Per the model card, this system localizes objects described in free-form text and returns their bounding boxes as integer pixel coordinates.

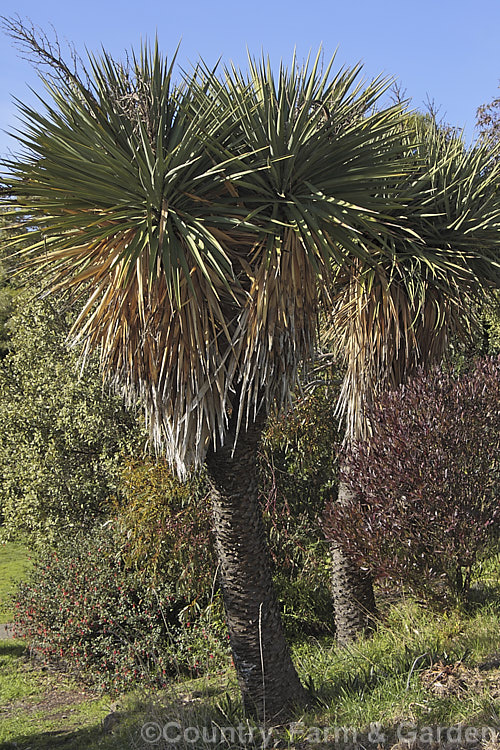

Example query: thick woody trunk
[330,479,377,645]
[206,414,309,721]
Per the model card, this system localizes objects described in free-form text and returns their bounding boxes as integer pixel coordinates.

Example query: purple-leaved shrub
[324,356,500,601]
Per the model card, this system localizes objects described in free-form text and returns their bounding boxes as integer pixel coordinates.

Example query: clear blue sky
[0,0,498,157]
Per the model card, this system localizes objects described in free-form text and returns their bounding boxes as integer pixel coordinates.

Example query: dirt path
[0,622,13,639]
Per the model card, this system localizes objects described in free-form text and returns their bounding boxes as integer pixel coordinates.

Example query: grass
[0,541,31,624]
[0,638,147,749]
[0,638,236,750]
[0,545,499,749]
[291,599,500,739]
[1,595,499,749]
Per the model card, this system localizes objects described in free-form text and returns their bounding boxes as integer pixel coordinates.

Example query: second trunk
[330,479,377,645]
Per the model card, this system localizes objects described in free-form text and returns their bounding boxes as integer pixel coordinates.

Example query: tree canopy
[477,81,500,145]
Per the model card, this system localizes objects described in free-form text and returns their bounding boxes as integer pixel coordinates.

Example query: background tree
[259,386,340,638]
[0,211,23,358]
[475,81,500,354]
[0,261,15,359]
[1,25,410,718]
[477,81,500,146]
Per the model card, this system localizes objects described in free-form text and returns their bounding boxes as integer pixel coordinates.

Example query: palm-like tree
[325,116,500,644]
[2,36,411,717]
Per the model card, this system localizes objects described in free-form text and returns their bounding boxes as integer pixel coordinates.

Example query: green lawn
[0,541,31,624]
[0,637,235,750]
[0,639,125,749]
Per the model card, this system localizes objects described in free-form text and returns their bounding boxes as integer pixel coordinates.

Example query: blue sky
[0,0,498,157]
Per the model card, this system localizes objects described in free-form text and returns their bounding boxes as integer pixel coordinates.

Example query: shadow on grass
[1,726,102,750]
[466,583,500,611]
[1,678,240,750]
[0,704,150,750]
[0,641,25,659]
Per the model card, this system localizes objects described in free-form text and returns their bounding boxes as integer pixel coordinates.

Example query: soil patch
[0,623,13,640]
[421,659,500,699]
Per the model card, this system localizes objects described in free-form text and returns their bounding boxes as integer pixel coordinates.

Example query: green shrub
[117,391,342,641]
[483,291,500,353]
[13,525,229,694]
[446,293,500,372]
[114,458,214,598]
[13,383,343,690]
[260,387,340,636]
[0,291,143,545]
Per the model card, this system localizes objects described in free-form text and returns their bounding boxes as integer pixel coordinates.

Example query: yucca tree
[325,116,500,644]
[2,33,412,717]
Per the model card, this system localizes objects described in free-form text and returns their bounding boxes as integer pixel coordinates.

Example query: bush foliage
[0,291,142,545]
[13,525,229,693]
[13,387,341,688]
[116,389,342,640]
[260,387,340,636]
[324,357,500,601]
[114,457,214,602]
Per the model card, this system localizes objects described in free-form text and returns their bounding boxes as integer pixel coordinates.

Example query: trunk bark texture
[206,414,308,721]
[330,479,377,645]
